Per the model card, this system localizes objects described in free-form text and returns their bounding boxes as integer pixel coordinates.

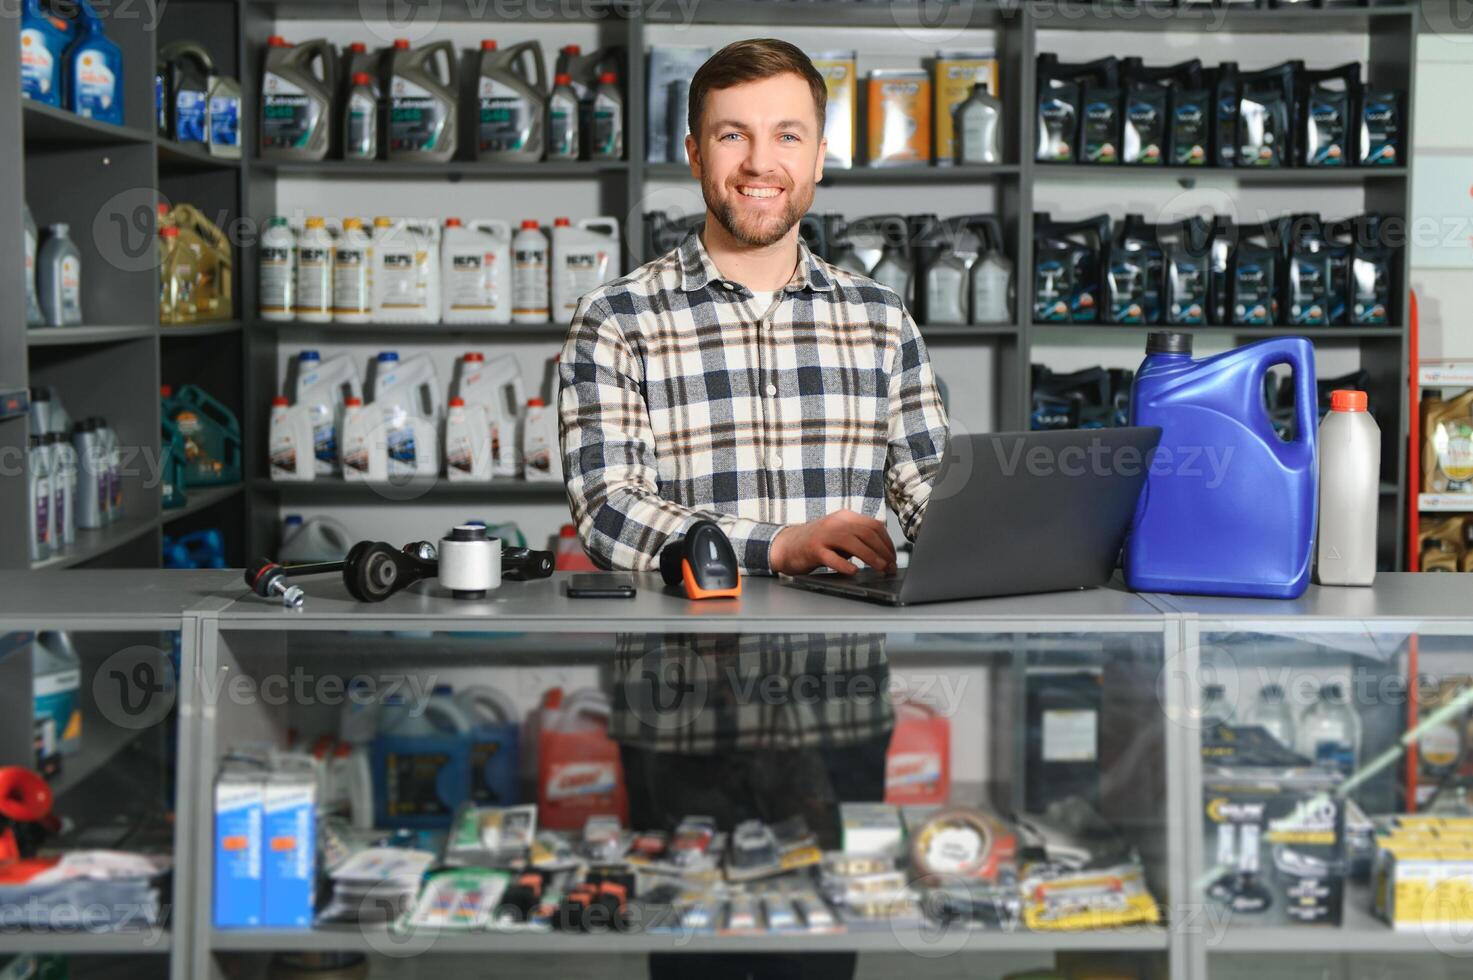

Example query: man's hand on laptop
[769,510,898,576]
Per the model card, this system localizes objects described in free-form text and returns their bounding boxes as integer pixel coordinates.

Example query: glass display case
[2,572,1471,980]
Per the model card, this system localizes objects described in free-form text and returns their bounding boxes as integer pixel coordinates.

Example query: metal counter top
[0,570,1461,633]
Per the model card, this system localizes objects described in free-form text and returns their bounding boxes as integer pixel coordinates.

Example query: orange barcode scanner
[659,520,741,600]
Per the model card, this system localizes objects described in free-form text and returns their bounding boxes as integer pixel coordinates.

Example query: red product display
[536,688,629,830]
[885,699,951,806]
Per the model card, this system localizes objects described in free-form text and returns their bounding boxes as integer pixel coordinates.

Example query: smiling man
[557,40,949,980]
[559,38,949,578]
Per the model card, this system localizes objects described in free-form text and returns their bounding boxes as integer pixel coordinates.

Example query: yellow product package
[1424,390,1473,494]
[809,50,857,169]
[866,69,930,167]
[934,50,998,164]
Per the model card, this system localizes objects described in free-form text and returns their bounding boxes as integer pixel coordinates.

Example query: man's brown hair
[687,38,827,142]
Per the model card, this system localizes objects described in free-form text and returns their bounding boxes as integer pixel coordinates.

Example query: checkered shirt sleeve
[558,229,949,574]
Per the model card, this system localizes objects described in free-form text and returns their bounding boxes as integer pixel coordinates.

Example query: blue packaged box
[262,766,317,928]
[213,766,265,928]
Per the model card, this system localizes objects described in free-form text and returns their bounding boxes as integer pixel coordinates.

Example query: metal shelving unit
[218,0,1418,569]
[3,1,1412,571]
[1,0,248,570]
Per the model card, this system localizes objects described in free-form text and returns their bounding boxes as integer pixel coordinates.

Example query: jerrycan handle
[578,217,619,238]
[1252,337,1317,450]
[293,39,337,91]
[424,40,458,88]
[512,41,547,95]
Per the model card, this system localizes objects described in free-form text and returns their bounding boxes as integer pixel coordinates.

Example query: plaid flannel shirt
[558,228,950,574]
[610,632,892,753]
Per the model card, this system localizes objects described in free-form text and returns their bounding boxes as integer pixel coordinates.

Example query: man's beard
[702,172,814,248]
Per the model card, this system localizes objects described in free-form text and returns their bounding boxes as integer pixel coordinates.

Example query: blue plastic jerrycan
[1125,331,1318,599]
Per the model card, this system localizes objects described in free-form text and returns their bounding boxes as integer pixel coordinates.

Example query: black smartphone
[564,574,637,599]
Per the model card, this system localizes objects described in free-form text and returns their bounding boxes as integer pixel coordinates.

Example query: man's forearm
[574,482,787,575]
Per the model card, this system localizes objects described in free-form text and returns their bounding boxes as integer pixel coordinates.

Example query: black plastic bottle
[1279,213,1332,327]
[1230,221,1282,325]
[1033,212,1109,323]
[1104,213,1163,324]
[1163,216,1212,325]
[1299,63,1359,167]
[1237,61,1300,168]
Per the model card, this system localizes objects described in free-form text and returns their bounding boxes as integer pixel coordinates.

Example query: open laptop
[786,427,1161,605]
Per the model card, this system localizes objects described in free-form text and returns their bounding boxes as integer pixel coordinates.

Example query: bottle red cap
[520,219,539,230]
[161,226,179,238]
[1331,389,1368,413]
[268,35,289,47]
[563,44,581,54]
[345,396,363,407]
[445,217,462,227]
[554,217,570,227]
[349,42,367,53]
[554,72,572,85]
[599,71,617,85]
[449,396,465,407]
[352,72,373,86]
[527,397,545,407]
[560,523,576,537]
[160,385,173,398]
[394,39,410,49]
[272,396,289,406]
[464,352,484,362]
[481,39,497,50]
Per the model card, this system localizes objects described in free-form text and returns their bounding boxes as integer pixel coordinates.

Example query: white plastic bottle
[550,216,618,322]
[259,216,296,321]
[292,350,363,478]
[294,216,333,322]
[1316,389,1379,587]
[547,72,579,160]
[1244,683,1296,750]
[370,351,441,478]
[1296,682,1362,774]
[518,397,561,482]
[27,435,52,562]
[590,71,623,160]
[38,223,83,326]
[971,238,1013,324]
[457,351,525,478]
[269,395,314,481]
[25,203,44,326]
[445,396,492,482]
[332,217,373,323]
[98,418,121,523]
[340,395,386,481]
[442,218,513,324]
[71,420,105,530]
[44,434,64,554]
[512,220,549,324]
[53,432,76,546]
[372,217,439,324]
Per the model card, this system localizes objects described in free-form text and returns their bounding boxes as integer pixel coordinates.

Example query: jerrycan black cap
[1147,331,1193,355]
